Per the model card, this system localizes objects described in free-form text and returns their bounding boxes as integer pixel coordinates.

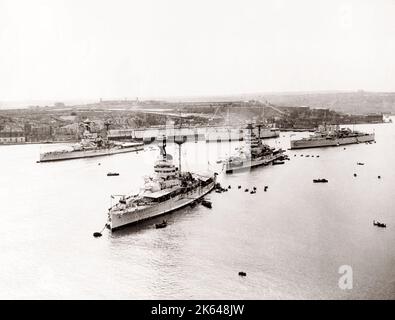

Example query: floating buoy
[238,185,242,189]
[228,185,231,189]
[238,271,247,277]
[93,232,102,238]
[378,175,381,179]
[354,173,357,177]
[98,163,101,166]
[244,189,249,192]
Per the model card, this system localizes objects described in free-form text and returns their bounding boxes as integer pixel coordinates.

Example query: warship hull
[39,144,144,162]
[225,152,285,173]
[290,133,375,149]
[110,181,215,230]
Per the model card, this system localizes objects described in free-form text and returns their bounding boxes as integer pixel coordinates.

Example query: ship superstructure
[108,136,216,230]
[290,124,375,149]
[39,120,144,162]
[224,123,286,173]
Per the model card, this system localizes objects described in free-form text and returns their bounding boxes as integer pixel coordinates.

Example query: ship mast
[174,109,186,175]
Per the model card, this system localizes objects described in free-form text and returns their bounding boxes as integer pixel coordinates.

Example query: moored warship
[205,124,279,142]
[39,120,144,162]
[224,124,286,173]
[290,124,375,149]
[108,136,217,230]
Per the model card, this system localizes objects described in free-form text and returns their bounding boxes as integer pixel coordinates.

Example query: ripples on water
[0,122,394,299]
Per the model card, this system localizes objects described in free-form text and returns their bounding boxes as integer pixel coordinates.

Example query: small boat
[250,190,256,194]
[238,185,242,189]
[155,220,168,229]
[272,160,285,165]
[313,179,328,183]
[201,199,212,209]
[378,175,381,179]
[244,189,249,192]
[373,220,386,228]
[238,271,247,277]
[353,173,357,177]
[107,172,120,176]
[357,162,365,165]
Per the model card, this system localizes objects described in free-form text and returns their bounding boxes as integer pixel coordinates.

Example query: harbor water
[0,121,394,299]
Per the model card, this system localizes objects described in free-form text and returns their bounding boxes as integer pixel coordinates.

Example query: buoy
[378,175,381,179]
[98,163,101,166]
[238,185,241,189]
[94,222,109,237]
[354,173,357,177]
[244,189,249,192]
[228,185,231,189]
[238,271,247,277]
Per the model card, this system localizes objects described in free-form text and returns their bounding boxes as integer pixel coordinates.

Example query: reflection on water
[0,121,395,299]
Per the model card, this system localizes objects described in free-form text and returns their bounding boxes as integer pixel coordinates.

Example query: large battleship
[39,120,144,162]
[205,124,279,142]
[108,136,217,231]
[224,124,286,173]
[290,124,375,149]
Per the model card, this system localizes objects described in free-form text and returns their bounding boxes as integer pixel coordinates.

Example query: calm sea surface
[1,120,395,299]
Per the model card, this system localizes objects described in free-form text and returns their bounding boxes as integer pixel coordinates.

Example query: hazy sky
[1,0,395,101]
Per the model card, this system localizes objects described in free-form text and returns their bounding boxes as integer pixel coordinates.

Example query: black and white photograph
[0,0,394,303]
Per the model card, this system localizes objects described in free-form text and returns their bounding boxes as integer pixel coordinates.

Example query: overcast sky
[1,0,395,101]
